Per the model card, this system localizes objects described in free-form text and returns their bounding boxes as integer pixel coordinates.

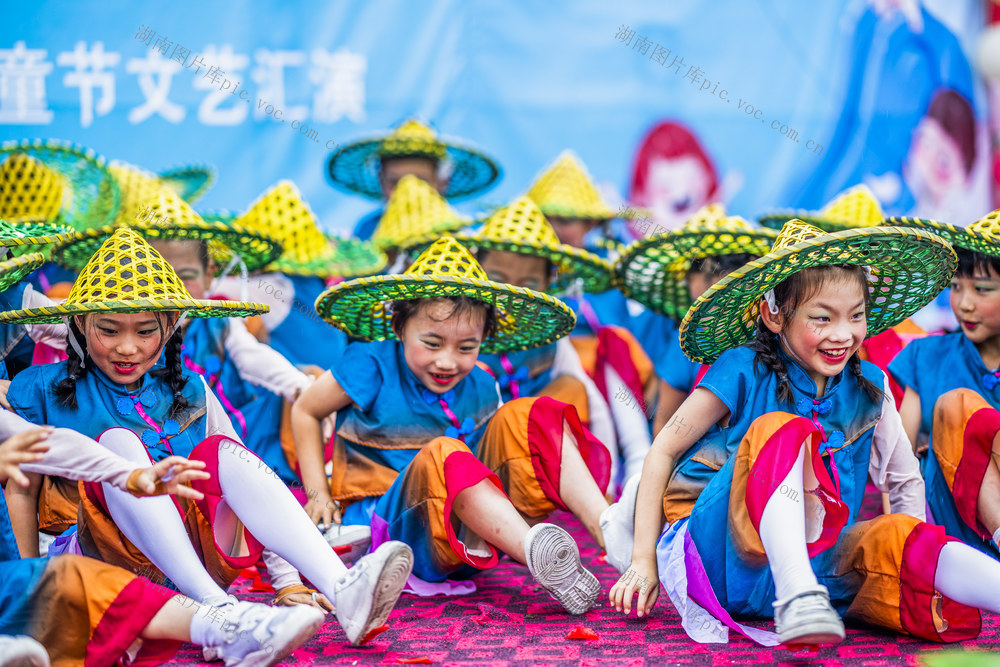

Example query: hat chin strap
[169,312,190,337]
[210,255,250,302]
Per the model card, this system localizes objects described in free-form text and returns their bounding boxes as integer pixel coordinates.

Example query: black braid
[54,318,88,410]
[150,326,189,419]
[749,325,795,405]
[849,353,884,403]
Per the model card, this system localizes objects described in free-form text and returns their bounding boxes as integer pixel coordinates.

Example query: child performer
[325,118,501,241]
[1,228,413,646]
[614,206,775,433]
[886,209,1000,557]
[213,181,387,372]
[293,237,624,614]
[609,221,1000,649]
[447,196,618,480]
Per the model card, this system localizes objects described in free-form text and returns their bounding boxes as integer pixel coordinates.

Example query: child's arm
[610,386,730,617]
[223,318,312,400]
[291,370,354,528]
[870,376,926,519]
[897,387,923,455]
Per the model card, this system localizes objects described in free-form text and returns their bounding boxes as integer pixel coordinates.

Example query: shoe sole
[779,623,845,651]
[350,542,414,646]
[525,524,600,615]
[235,607,324,667]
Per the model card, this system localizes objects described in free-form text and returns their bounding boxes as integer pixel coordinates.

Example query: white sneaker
[201,595,240,662]
[599,473,640,574]
[773,586,845,649]
[323,523,372,565]
[0,636,49,667]
[333,540,413,646]
[207,601,323,667]
[524,523,599,615]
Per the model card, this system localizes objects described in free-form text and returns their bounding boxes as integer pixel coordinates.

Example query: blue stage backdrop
[0,0,990,233]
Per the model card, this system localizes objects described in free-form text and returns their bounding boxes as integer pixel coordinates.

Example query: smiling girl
[887,209,1000,558]
[293,237,620,614]
[0,228,413,647]
[607,221,1000,649]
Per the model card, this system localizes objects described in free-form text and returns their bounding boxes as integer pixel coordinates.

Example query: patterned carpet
[163,502,1000,666]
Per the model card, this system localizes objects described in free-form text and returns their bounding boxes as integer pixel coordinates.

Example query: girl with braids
[1,228,414,648]
[885,210,1000,560]
[608,220,1000,649]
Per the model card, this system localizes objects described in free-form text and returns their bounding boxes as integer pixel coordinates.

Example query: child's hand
[305,489,341,530]
[608,558,660,618]
[274,586,334,612]
[0,426,52,486]
[131,456,210,499]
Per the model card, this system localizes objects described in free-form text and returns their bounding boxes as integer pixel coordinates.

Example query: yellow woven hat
[679,220,956,364]
[0,139,119,231]
[235,180,386,278]
[450,196,614,294]
[51,176,282,274]
[759,185,885,232]
[326,118,501,200]
[526,151,643,221]
[371,174,468,252]
[884,208,1000,259]
[616,206,778,319]
[103,162,215,229]
[0,227,269,325]
[0,253,45,294]
[315,236,576,353]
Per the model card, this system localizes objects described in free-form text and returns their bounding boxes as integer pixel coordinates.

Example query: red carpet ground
[163,498,1000,666]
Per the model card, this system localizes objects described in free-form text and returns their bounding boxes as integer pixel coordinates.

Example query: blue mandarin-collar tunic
[268,274,349,370]
[332,340,501,473]
[478,343,558,403]
[8,360,208,461]
[676,345,885,616]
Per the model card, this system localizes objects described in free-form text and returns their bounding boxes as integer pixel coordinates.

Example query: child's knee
[96,428,152,462]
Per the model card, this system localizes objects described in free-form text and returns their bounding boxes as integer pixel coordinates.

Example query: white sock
[992,526,1000,550]
[934,541,1000,614]
[758,445,820,601]
[605,366,651,481]
[189,601,228,647]
[216,438,348,601]
[99,431,227,602]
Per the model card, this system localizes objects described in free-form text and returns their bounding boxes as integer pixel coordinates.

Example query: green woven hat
[315,236,576,354]
[759,185,885,232]
[452,196,614,294]
[0,218,74,258]
[0,139,120,231]
[679,220,957,364]
[616,208,778,319]
[0,228,269,325]
[157,164,216,203]
[0,253,45,293]
[326,119,501,200]
[50,187,282,274]
[885,208,1000,258]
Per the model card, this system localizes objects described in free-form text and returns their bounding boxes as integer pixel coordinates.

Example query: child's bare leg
[559,426,610,549]
[452,478,529,562]
[139,595,197,641]
[976,450,1000,544]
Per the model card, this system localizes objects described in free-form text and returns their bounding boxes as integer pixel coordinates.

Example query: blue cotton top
[8,361,208,461]
[269,274,350,370]
[332,339,501,472]
[478,343,558,403]
[888,332,997,440]
[655,329,701,393]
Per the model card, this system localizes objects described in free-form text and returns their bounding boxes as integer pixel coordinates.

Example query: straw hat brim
[315,274,576,354]
[326,136,500,200]
[0,253,45,293]
[679,226,957,364]
[616,223,779,319]
[157,165,216,203]
[50,222,283,274]
[0,222,75,257]
[0,298,269,326]
[449,234,615,294]
[0,139,120,231]
[270,238,388,278]
[758,213,874,232]
[884,217,1000,258]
